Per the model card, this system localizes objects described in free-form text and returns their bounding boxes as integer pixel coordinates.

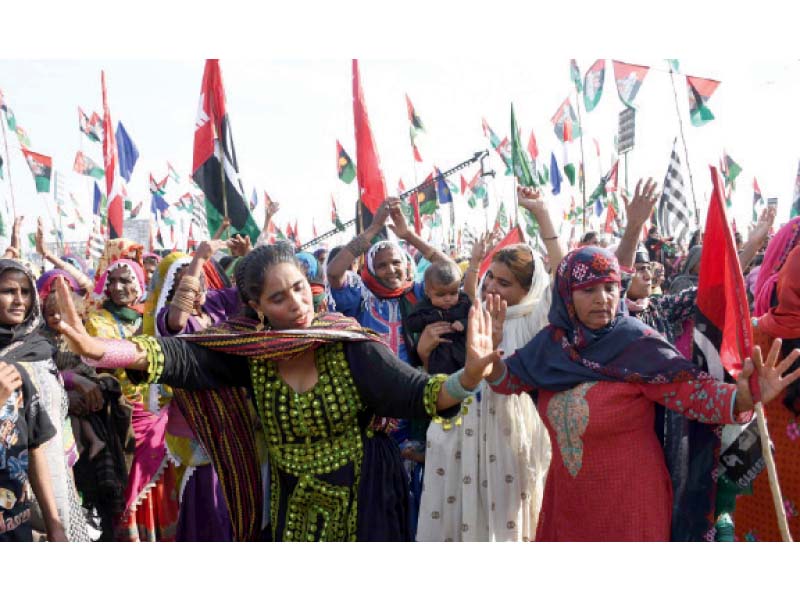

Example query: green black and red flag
[192,59,260,243]
[20,148,52,193]
[336,139,356,183]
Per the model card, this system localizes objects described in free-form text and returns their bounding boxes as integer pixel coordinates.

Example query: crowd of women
[2,178,800,543]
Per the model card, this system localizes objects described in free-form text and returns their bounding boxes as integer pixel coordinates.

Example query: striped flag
[656,139,691,246]
[191,191,210,240]
[101,71,124,239]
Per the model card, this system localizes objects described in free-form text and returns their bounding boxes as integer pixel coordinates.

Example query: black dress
[404,292,470,375]
[139,337,455,541]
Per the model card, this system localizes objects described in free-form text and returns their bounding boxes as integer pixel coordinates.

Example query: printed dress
[490,371,749,541]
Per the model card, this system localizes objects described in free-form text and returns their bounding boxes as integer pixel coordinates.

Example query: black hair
[234,242,302,319]
[424,260,462,289]
[581,231,598,244]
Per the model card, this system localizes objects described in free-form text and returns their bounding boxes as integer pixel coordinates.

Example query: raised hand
[517,185,545,214]
[749,206,776,243]
[35,217,47,257]
[736,338,800,412]
[485,293,507,349]
[462,301,504,389]
[621,178,659,229]
[385,197,410,239]
[470,231,496,266]
[52,277,106,360]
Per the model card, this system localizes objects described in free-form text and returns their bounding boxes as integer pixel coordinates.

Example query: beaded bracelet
[130,336,166,384]
[422,373,474,432]
[179,275,201,292]
[82,338,139,369]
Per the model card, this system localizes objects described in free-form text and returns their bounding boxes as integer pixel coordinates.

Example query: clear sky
[1,7,798,255]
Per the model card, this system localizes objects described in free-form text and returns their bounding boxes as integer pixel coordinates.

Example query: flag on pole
[352,60,387,218]
[493,202,508,233]
[73,151,104,179]
[115,121,139,182]
[481,117,513,175]
[192,59,260,243]
[656,139,691,247]
[20,148,52,192]
[15,126,30,148]
[686,76,720,127]
[550,152,562,195]
[611,60,650,110]
[527,129,539,162]
[510,103,536,188]
[150,173,168,195]
[583,59,605,112]
[101,71,125,239]
[336,139,356,184]
[167,161,180,183]
[331,195,344,230]
[551,98,582,141]
[753,177,764,223]
[78,107,103,142]
[406,94,425,163]
[434,167,453,204]
[570,59,583,93]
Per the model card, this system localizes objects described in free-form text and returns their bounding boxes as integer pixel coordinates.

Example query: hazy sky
[1,18,799,252]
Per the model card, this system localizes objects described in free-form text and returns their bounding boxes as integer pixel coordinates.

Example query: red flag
[604,202,617,234]
[294,219,301,248]
[606,160,619,192]
[695,166,753,380]
[563,120,573,143]
[460,174,468,195]
[352,60,387,215]
[101,71,123,239]
[479,226,524,279]
[527,130,539,161]
[397,178,405,193]
[312,219,319,239]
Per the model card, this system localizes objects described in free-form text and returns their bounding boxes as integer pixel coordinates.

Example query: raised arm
[2,215,23,260]
[167,239,229,333]
[327,199,390,289]
[739,207,775,270]
[386,197,449,265]
[517,186,564,268]
[212,216,232,241]
[255,194,280,247]
[616,178,659,268]
[463,231,496,302]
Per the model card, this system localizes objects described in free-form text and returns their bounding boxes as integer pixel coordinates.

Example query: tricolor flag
[583,59,605,112]
[115,121,139,182]
[78,107,103,143]
[551,98,581,142]
[686,76,720,127]
[167,161,180,183]
[510,103,536,188]
[753,177,764,223]
[493,202,508,233]
[570,59,583,94]
[130,200,144,218]
[331,195,344,230]
[20,148,52,193]
[482,117,512,175]
[73,151,104,179]
[192,59,260,243]
[150,173,168,196]
[101,71,124,239]
[352,60,387,220]
[336,139,356,184]
[15,126,30,148]
[612,60,650,110]
[406,93,425,163]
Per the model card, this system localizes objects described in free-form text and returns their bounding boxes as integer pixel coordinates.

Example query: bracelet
[131,336,165,384]
[467,266,479,274]
[345,235,370,257]
[82,338,139,369]
[422,374,473,431]
[541,235,559,241]
[178,275,201,292]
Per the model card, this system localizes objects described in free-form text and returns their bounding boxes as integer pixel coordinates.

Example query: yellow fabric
[84,309,146,403]
[143,251,190,337]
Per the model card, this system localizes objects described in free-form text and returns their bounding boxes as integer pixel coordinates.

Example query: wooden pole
[575,91,588,233]
[754,402,793,541]
[668,64,700,228]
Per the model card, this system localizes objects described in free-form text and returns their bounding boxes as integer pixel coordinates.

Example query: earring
[255,310,266,332]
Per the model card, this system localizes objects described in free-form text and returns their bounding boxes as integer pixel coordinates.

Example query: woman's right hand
[485,293,507,349]
[52,278,106,360]
[0,361,22,401]
[416,322,453,366]
[462,301,504,389]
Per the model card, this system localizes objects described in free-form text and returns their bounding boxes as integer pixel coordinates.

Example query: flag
[583,59,605,112]
[113,121,139,182]
[604,200,618,234]
[331,195,344,230]
[0,154,4,180]
[336,139,356,184]
[656,139,691,247]
[250,187,258,211]
[612,61,650,110]
[721,152,742,191]
[510,103,536,188]
[78,107,103,142]
[570,59,583,93]
[192,59,260,243]
[312,219,319,239]
[434,167,453,204]
[753,177,764,223]
[130,200,144,218]
[792,161,800,218]
[92,182,106,217]
[527,129,539,162]
[187,221,196,250]
[167,161,180,183]
[150,173,168,196]
[550,152,562,195]
[406,93,425,163]
[482,117,513,175]
[493,202,508,233]
[686,76,720,127]
[15,126,30,148]
[551,98,581,141]
[73,151,104,179]
[20,148,52,193]
[101,71,124,239]
[352,60,387,217]
[151,192,170,220]
[562,143,577,187]
[479,226,523,279]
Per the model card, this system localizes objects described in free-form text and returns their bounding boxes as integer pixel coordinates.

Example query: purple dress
[157,287,241,541]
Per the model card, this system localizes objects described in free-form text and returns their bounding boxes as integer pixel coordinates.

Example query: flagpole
[668,64,700,228]
[0,113,18,219]
[574,89,588,233]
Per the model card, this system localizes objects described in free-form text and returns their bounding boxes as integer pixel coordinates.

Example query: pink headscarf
[753,218,800,317]
[93,258,146,302]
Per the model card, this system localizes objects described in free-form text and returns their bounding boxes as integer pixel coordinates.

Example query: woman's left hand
[517,186,545,213]
[485,293,507,349]
[462,300,503,389]
[736,338,800,412]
